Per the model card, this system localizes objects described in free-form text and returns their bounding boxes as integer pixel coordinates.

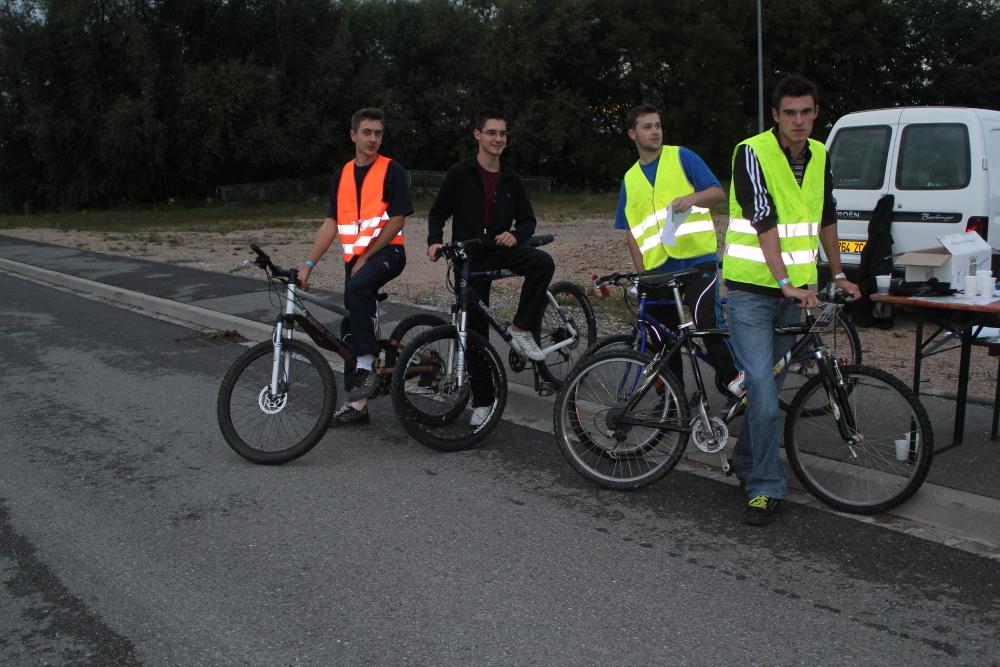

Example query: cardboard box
[895,231,991,286]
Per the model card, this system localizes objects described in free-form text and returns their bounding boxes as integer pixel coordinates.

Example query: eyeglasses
[480,129,509,138]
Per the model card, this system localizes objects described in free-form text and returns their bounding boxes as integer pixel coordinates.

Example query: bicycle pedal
[537,382,555,397]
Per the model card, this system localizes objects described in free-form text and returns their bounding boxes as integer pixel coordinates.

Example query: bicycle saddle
[637,267,700,288]
[527,234,554,247]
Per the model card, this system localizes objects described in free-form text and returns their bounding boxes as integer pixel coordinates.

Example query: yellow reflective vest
[623,146,717,269]
[723,131,825,288]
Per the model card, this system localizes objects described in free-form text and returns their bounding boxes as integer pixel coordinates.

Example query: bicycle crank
[690,416,729,453]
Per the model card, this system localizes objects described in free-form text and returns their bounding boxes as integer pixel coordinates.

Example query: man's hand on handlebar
[494,231,517,247]
[834,276,862,300]
[298,264,312,290]
[781,283,820,309]
[427,243,443,262]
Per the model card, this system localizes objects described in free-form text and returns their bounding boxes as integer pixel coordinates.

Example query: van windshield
[829,125,891,189]
[896,123,970,190]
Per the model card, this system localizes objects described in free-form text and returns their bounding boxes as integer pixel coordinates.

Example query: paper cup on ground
[895,438,909,461]
[875,275,891,295]
[965,275,979,295]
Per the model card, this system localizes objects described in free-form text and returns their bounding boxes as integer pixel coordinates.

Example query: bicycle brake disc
[691,416,728,453]
[258,386,288,414]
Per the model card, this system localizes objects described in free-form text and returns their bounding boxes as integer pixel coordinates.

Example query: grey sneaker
[330,402,370,427]
[347,369,380,401]
[508,328,545,361]
[470,406,492,427]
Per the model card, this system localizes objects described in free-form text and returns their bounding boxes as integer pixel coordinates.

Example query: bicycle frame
[445,254,580,390]
[614,286,845,436]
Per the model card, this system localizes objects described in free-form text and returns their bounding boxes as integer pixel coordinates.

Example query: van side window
[896,123,971,190]
[829,126,891,189]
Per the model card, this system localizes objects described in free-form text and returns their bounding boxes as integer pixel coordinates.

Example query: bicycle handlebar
[433,234,554,259]
[250,244,298,283]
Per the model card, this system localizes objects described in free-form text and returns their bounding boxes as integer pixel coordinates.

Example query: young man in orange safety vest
[300,107,412,426]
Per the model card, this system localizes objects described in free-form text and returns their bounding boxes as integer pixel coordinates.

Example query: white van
[823,106,1000,277]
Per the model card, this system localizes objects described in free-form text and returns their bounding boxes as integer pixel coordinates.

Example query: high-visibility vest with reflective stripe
[723,131,825,288]
[623,146,717,269]
[336,155,404,262]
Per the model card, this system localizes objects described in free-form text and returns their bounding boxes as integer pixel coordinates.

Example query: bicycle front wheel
[391,325,507,451]
[780,312,861,411]
[537,281,598,388]
[217,340,336,465]
[553,351,689,490]
[784,364,933,514]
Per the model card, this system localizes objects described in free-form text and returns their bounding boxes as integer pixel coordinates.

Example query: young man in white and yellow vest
[300,107,412,426]
[723,76,860,525]
[616,104,741,397]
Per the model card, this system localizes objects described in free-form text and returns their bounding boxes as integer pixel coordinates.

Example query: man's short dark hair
[351,107,385,131]
[626,104,659,130]
[771,76,819,110]
[475,109,506,131]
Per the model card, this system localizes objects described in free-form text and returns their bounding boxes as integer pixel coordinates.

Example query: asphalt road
[2,272,999,665]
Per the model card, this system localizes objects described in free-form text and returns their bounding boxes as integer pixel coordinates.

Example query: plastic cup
[895,438,909,462]
[964,275,979,296]
[979,271,994,297]
[896,438,910,461]
[875,275,891,295]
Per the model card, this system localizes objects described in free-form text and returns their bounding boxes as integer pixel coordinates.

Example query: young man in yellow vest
[723,76,860,525]
[300,107,412,426]
[616,104,742,397]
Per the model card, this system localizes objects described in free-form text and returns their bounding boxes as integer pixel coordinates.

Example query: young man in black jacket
[427,110,554,426]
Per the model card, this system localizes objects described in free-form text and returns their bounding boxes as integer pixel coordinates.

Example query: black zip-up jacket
[426,157,537,248]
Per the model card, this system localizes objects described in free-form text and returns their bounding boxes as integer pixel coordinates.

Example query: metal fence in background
[215,170,554,205]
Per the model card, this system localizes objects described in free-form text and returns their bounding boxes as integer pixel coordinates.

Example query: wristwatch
[833,272,847,280]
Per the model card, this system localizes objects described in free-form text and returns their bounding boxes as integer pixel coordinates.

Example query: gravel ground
[6,216,998,402]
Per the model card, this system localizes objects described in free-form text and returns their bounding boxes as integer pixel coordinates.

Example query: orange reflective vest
[336,155,404,262]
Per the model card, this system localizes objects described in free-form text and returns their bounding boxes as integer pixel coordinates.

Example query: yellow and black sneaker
[744,495,781,525]
[330,402,370,428]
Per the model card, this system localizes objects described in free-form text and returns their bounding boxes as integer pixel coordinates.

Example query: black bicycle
[217,244,445,464]
[586,270,862,410]
[554,267,934,515]
[391,234,597,451]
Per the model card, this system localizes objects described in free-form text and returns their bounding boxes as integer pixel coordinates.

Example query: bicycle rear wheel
[784,364,933,514]
[391,325,507,451]
[780,313,861,411]
[383,312,448,375]
[537,281,598,388]
[553,350,689,490]
[217,340,336,464]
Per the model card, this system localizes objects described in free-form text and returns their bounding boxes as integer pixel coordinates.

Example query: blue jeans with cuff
[727,289,801,499]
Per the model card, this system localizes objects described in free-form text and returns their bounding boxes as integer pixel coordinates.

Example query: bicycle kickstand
[532,369,555,397]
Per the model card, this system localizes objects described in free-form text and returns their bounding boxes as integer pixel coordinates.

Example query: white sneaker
[727,371,747,398]
[509,328,545,361]
[470,406,492,427]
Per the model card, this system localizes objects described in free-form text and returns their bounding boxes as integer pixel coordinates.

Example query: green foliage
[1,0,998,214]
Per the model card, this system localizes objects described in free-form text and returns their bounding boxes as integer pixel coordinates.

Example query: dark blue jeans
[727,289,801,499]
[343,245,406,388]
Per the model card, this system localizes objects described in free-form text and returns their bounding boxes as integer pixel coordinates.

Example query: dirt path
[5,217,998,401]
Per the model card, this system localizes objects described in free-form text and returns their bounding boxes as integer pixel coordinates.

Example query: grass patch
[0,189,626,234]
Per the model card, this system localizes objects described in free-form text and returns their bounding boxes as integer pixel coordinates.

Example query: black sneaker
[347,369,380,401]
[330,402,370,427]
[744,495,781,525]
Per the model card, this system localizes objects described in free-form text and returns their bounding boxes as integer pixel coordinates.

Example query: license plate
[839,240,866,254]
